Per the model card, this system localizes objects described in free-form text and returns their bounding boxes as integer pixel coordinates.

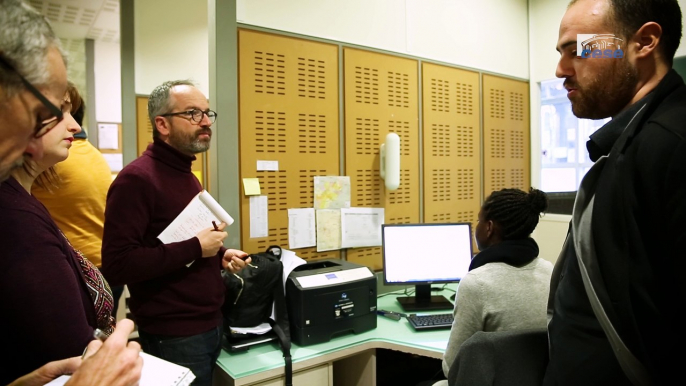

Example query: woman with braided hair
[434,187,554,385]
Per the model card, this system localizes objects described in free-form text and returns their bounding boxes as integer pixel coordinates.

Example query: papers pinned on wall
[242,178,261,196]
[316,209,342,252]
[256,160,279,171]
[287,208,316,249]
[97,123,119,150]
[102,153,123,172]
[249,195,269,238]
[340,207,384,248]
[314,176,351,209]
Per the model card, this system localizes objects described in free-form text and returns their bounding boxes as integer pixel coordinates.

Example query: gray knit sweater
[440,257,553,380]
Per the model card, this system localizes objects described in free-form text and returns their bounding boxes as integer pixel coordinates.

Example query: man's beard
[567,58,639,119]
[168,127,211,154]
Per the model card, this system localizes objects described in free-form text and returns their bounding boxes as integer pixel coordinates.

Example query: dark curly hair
[482,187,549,240]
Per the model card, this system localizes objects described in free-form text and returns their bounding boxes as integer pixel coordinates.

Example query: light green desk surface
[216,286,458,381]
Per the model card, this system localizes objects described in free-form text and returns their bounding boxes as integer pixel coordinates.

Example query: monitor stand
[396,284,453,312]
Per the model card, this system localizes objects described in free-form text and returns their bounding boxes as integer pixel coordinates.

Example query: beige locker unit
[482,75,530,198]
[421,63,481,247]
[344,48,420,270]
[238,29,340,260]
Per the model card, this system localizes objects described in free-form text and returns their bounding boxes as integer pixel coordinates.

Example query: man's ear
[632,22,662,60]
[155,116,170,137]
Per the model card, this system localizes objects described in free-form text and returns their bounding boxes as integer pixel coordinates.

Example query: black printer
[286,259,377,346]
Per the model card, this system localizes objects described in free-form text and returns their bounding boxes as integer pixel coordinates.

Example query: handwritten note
[158,190,233,244]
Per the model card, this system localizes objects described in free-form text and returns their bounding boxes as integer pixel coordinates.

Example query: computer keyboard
[406,313,454,331]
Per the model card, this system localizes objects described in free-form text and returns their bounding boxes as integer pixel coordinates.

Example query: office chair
[447,329,548,386]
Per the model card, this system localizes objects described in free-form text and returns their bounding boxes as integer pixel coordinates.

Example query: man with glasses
[102,80,249,386]
[0,0,67,182]
[0,1,143,385]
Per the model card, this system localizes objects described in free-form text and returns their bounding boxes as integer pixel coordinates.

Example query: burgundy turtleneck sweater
[102,139,224,336]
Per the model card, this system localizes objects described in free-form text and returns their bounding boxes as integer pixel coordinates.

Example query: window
[540,78,610,192]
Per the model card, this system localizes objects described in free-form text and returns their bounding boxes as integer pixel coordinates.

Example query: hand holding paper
[158,190,234,244]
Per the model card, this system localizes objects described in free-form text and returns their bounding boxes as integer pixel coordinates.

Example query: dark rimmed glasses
[0,55,63,138]
[160,109,217,124]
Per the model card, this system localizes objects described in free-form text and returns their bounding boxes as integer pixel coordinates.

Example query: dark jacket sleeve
[664,140,686,300]
[101,170,202,285]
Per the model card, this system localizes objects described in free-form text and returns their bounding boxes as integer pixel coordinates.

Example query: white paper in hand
[158,190,234,244]
[45,353,196,386]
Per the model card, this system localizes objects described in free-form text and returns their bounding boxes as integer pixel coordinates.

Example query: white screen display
[382,223,473,284]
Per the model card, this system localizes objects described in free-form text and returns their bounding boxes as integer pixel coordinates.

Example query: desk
[213,287,457,386]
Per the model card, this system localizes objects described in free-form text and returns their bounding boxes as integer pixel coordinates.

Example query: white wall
[532,214,569,264]
[134,0,209,96]
[94,40,122,123]
[678,0,686,57]
[238,0,530,79]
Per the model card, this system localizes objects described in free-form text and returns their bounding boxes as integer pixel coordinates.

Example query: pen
[93,328,108,342]
[212,221,219,231]
[376,309,407,321]
[82,329,108,359]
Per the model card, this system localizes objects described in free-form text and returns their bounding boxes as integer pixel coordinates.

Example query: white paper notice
[316,209,341,252]
[256,160,279,171]
[97,123,119,150]
[287,208,316,249]
[102,153,123,172]
[340,207,384,248]
[249,195,269,238]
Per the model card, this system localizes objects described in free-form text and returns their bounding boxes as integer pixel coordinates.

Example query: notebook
[158,190,234,244]
[45,352,196,386]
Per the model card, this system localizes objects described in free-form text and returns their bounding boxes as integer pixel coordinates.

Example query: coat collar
[587,70,685,161]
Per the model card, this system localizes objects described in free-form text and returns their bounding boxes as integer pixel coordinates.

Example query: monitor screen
[382,223,473,311]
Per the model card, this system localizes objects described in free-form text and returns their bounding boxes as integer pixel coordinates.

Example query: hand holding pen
[67,319,143,386]
[223,248,251,272]
[197,221,227,258]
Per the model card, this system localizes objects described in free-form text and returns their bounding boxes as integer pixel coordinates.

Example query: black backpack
[221,245,292,385]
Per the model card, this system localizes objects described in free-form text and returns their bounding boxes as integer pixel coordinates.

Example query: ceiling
[28,0,120,43]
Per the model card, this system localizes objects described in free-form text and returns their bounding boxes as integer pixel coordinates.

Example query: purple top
[0,177,97,384]
[102,139,224,336]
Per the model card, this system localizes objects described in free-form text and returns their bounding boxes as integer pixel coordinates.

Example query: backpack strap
[267,244,292,385]
[268,318,292,386]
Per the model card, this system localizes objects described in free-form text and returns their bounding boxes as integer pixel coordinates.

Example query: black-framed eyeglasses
[0,55,63,138]
[160,109,217,124]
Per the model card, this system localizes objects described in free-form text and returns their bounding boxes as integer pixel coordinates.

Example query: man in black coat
[546,0,685,385]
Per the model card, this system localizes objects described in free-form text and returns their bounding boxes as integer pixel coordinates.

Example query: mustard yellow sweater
[33,138,112,267]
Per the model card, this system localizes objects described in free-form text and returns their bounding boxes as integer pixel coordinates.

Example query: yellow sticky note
[192,170,203,186]
[243,178,261,196]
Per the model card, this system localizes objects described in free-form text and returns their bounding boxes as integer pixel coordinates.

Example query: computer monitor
[382,223,473,312]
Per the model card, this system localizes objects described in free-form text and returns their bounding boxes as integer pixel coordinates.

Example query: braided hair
[482,187,549,240]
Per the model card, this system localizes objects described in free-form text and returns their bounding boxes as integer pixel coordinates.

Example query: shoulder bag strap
[571,156,652,386]
[269,318,292,386]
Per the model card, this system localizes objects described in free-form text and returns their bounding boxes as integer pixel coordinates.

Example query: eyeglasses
[160,109,217,124]
[0,55,63,138]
